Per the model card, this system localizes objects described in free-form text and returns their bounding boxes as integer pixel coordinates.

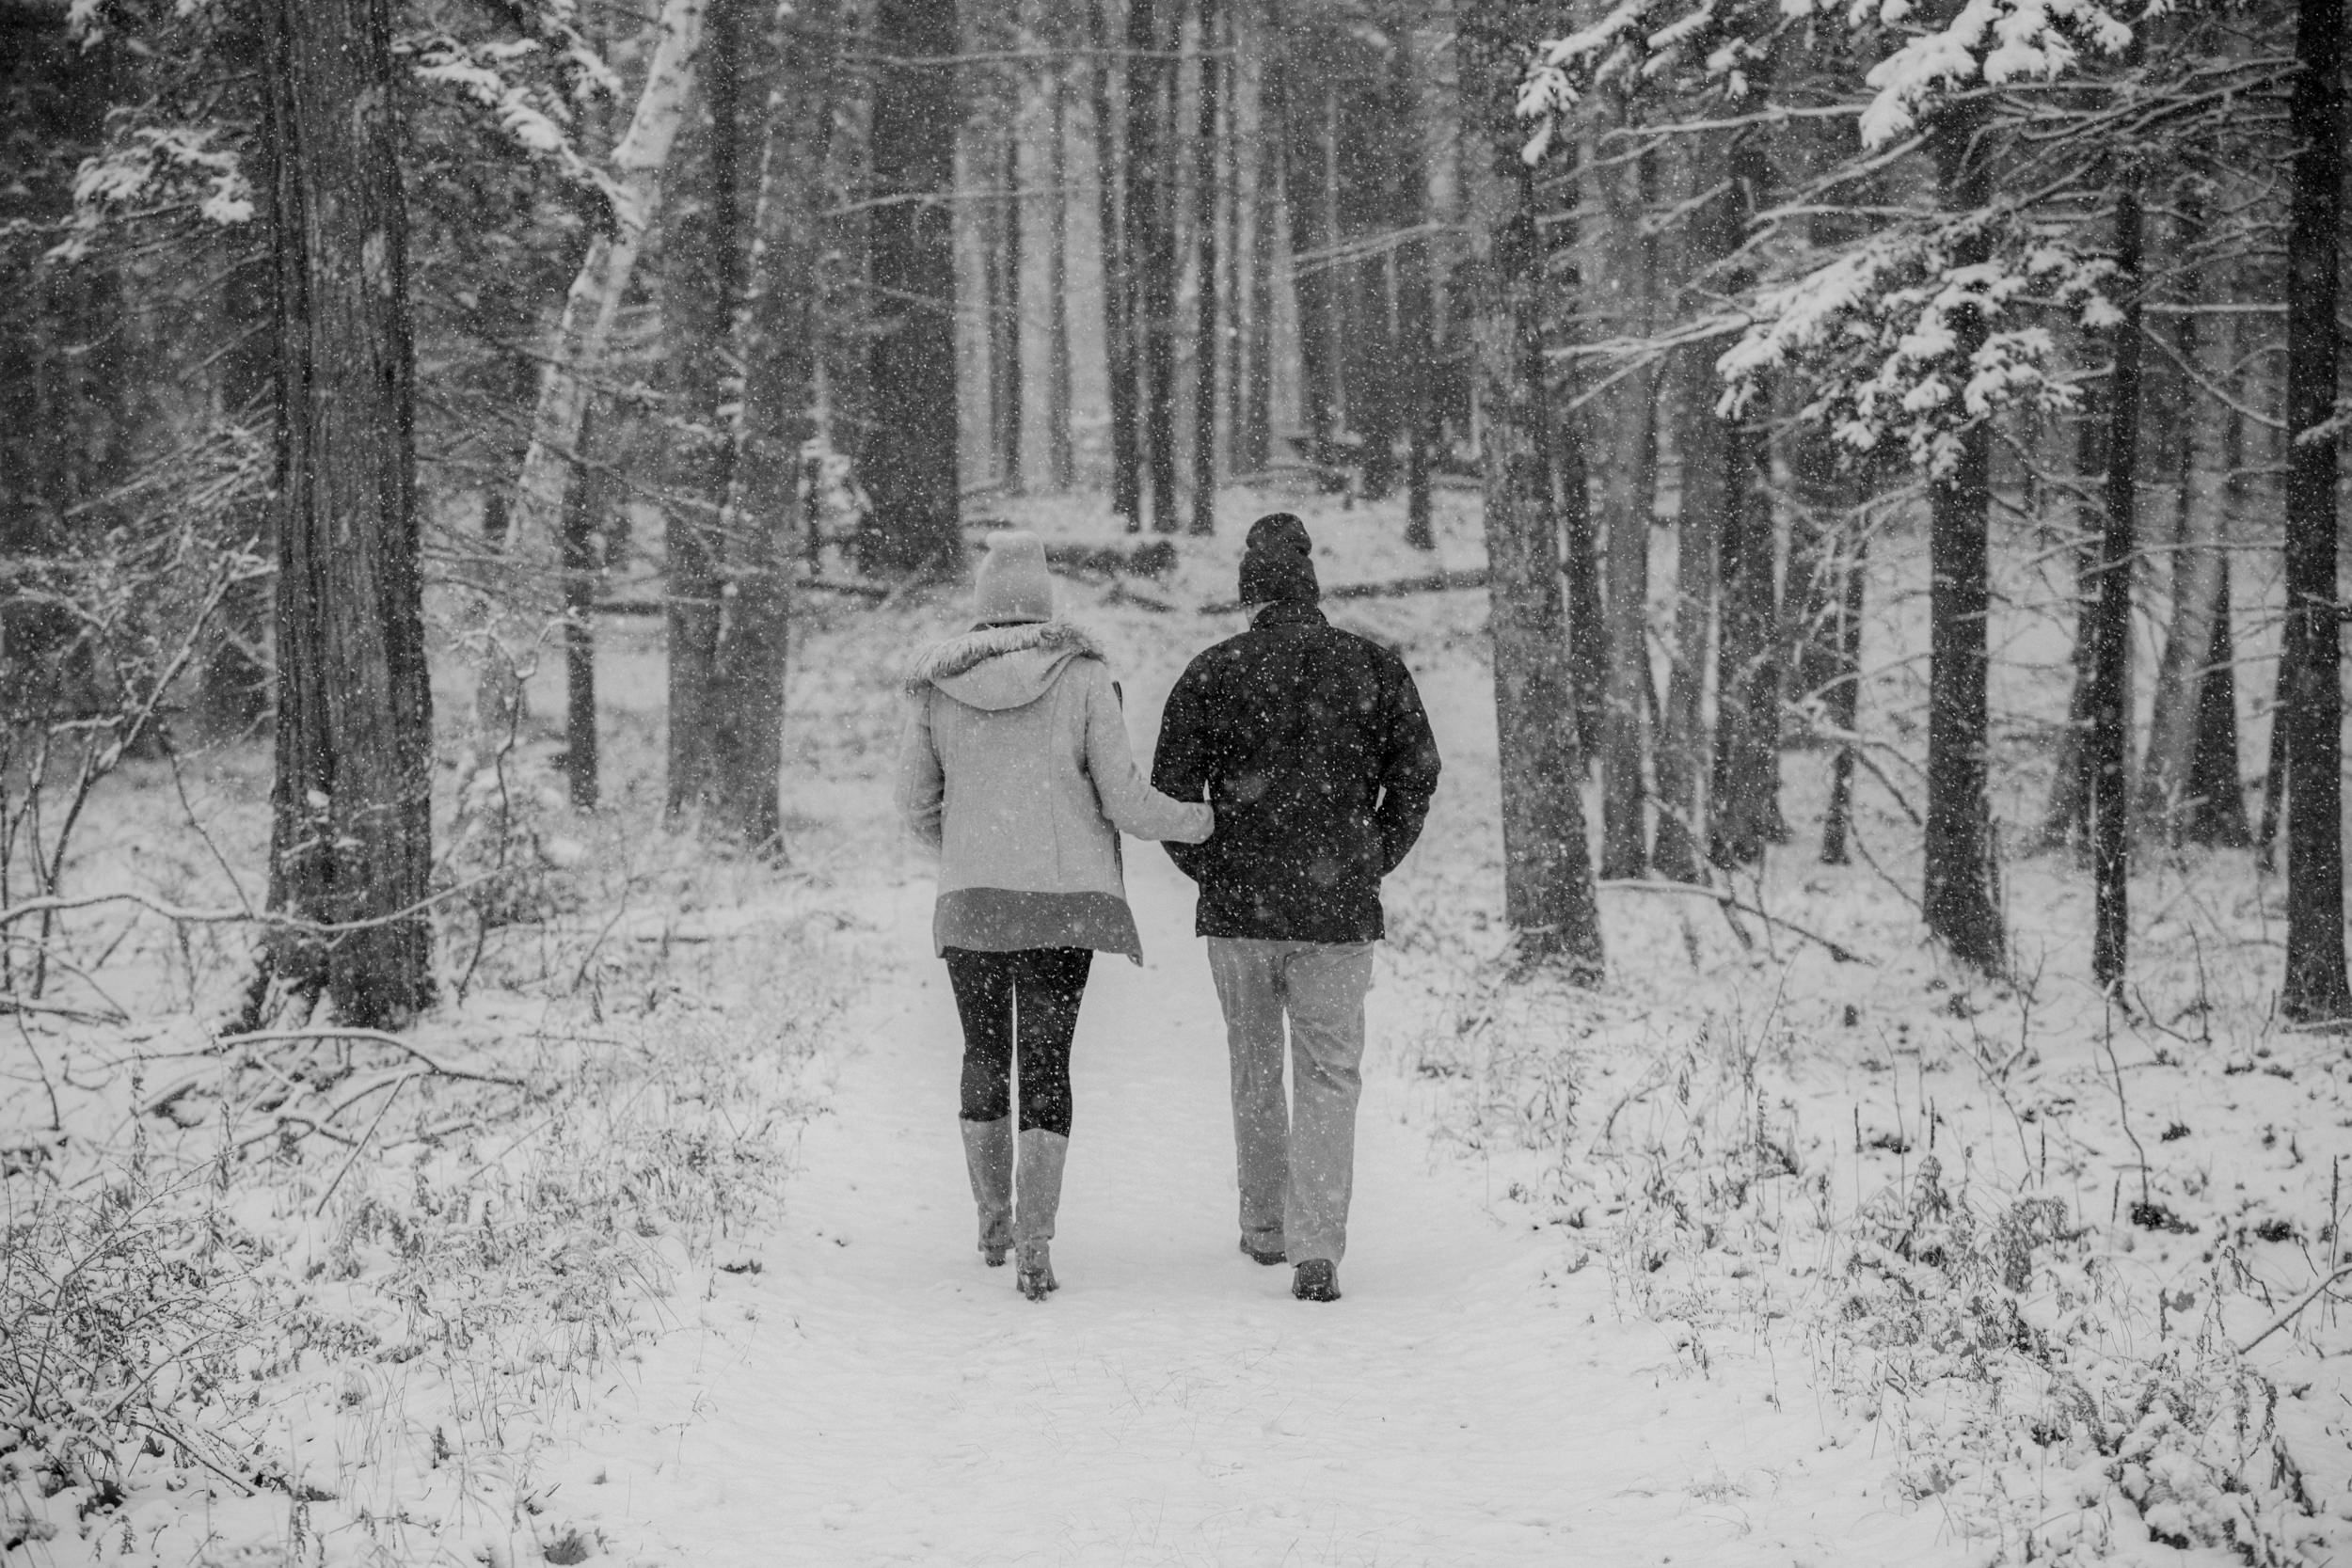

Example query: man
[1152,513,1442,1303]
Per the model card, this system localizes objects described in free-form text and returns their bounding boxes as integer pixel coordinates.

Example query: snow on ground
[8,475,2351,1565]
[543,851,1956,1568]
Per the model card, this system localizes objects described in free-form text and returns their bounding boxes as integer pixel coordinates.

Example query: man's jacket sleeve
[1151,662,1214,883]
[1374,660,1441,876]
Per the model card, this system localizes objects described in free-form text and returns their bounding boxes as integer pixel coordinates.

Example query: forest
[3,0,2351,1560]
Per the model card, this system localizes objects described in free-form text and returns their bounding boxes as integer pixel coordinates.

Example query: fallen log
[1201,565,1490,615]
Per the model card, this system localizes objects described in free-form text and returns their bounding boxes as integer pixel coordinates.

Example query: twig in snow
[314,1073,411,1216]
[215,1027,528,1088]
[2236,1262,2352,1356]
[1595,879,1875,965]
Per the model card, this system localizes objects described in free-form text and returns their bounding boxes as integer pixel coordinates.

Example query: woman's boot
[1013,1129,1068,1301]
[959,1117,1014,1265]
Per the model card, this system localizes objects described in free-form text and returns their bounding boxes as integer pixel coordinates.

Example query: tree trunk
[1556,380,1610,757]
[2185,554,2252,844]
[480,0,707,735]
[1459,0,1604,979]
[2042,384,2106,851]
[1820,535,1869,865]
[1189,0,1221,535]
[861,0,962,575]
[1240,0,1279,475]
[2280,0,2349,1021]
[2138,254,2227,842]
[1087,0,1140,524]
[1921,98,2005,973]
[992,111,1024,493]
[1286,78,1340,463]
[1130,0,1180,531]
[2087,179,2142,991]
[563,402,603,810]
[1655,138,1730,884]
[1597,139,1659,880]
[1708,112,1783,866]
[259,0,434,1026]
[1046,63,1074,490]
[667,0,750,820]
[701,0,834,850]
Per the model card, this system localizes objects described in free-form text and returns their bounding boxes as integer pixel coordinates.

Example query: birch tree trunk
[259,0,434,1027]
[1459,0,1604,979]
[476,0,707,740]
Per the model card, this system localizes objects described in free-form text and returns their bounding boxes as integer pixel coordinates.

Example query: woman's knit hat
[972,530,1057,626]
[1237,513,1320,606]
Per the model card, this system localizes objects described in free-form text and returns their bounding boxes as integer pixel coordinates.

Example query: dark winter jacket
[1151,602,1441,942]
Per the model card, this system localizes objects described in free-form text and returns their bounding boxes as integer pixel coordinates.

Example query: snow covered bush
[0,1147,284,1542]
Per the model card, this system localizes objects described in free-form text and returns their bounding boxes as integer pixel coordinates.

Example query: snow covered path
[558,854,1967,1567]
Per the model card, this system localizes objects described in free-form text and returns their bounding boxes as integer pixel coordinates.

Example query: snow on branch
[1810,0,2136,148]
[1720,215,2116,476]
[1518,0,1775,162]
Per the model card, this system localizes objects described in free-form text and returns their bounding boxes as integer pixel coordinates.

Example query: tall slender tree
[259,0,434,1025]
[1087,0,1141,523]
[2088,163,2143,991]
[1917,89,2006,973]
[1461,0,1604,979]
[1189,0,1222,534]
[862,0,962,573]
[2278,0,2349,1021]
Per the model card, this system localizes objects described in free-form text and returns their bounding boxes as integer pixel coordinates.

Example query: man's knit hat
[1237,513,1319,607]
[971,530,1056,626]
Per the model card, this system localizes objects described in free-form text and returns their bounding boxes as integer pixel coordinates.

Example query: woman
[898,531,1213,1301]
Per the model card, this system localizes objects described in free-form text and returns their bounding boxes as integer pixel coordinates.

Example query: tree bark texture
[1130,0,1181,531]
[862,0,963,574]
[1655,138,1732,884]
[1046,62,1075,489]
[666,0,750,820]
[1459,0,1604,979]
[992,108,1025,493]
[2279,0,2349,1021]
[2087,181,2141,991]
[563,402,604,810]
[1189,0,1222,535]
[1921,101,2005,974]
[1239,0,1280,476]
[481,0,706,736]
[1597,137,1660,879]
[2042,386,2105,852]
[1285,78,1341,461]
[260,0,434,1027]
[2137,249,2232,843]
[1820,536,1869,865]
[702,0,836,850]
[1087,0,1141,524]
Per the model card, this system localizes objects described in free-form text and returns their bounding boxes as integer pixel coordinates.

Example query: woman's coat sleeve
[1080,662,1214,845]
[895,689,946,850]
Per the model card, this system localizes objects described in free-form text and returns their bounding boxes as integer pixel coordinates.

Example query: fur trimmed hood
[906,620,1106,712]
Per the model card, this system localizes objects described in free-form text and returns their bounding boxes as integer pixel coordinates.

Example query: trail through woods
[550,808,1959,1566]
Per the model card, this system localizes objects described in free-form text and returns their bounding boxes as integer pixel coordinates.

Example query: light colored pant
[1204,938,1375,1266]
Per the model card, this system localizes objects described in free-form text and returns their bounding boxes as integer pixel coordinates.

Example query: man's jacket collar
[1248,600,1327,629]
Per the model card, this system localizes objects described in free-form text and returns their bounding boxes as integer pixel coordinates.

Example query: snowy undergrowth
[3,604,899,1566]
[1383,823,2351,1565]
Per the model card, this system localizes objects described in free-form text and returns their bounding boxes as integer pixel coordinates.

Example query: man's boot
[959,1117,1014,1266]
[1013,1129,1069,1301]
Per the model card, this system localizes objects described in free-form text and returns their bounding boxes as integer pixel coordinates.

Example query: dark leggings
[944,946,1094,1136]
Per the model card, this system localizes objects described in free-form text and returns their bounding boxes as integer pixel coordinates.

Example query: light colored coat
[897,621,1212,961]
